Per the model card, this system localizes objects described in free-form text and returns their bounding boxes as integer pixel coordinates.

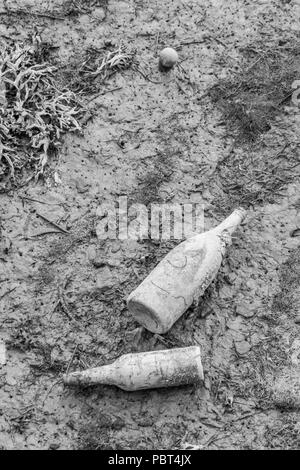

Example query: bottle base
[127,298,166,334]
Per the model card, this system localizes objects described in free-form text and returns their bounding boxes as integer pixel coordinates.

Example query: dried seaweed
[0,39,82,190]
[209,38,300,142]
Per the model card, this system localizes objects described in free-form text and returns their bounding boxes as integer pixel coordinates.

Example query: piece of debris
[290,228,300,238]
[159,47,179,71]
[0,340,6,365]
[96,266,116,293]
[48,443,60,450]
[126,327,144,349]
[54,172,62,186]
[36,212,69,234]
[0,229,12,261]
[181,442,202,450]
[127,208,246,333]
[63,346,203,391]
[272,368,300,410]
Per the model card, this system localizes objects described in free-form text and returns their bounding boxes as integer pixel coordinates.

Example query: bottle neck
[211,208,246,238]
[64,364,115,386]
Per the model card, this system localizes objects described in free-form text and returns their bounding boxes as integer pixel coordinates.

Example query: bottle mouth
[127,299,164,334]
[63,372,80,385]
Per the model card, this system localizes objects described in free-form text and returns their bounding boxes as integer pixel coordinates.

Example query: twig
[86,86,123,103]
[179,40,207,46]
[0,286,17,300]
[65,344,79,375]
[0,9,65,20]
[205,432,231,447]
[26,230,66,238]
[230,411,260,422]
[57,284,83,329]
[19,196,62,206]
[135,67,171,85]
[41,378,63,406]
[154,32,160,55]
[212,37,227,48]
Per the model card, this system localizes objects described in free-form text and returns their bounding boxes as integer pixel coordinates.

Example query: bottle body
[127,208,246,334]
[127,231,223,333]
[63,346,204,391]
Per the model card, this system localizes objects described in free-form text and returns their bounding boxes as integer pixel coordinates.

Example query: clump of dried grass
[59,43,136,94]
[61,0,107,16]
[211,141,300,211]
[203,38,300,211]
[0,39,82,190]
[272,246,300,314]
[0,0,108,20]
[264,416,300,450]
[209,38,300,142]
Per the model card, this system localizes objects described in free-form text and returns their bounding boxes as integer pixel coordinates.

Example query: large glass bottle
[127,208,246,333]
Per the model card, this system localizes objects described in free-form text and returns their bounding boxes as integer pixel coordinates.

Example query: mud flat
[0,0,299,450]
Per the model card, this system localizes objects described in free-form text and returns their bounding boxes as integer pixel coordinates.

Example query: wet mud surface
[0,0,300,450]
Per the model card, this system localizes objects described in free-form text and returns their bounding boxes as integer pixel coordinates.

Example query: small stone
[49,443,60,450]
[110,242,121,253]
[96,267,116,292]
[226,273,237,285]
[295,315,300,324]
[291,339,300,366]
[5,375,17,386]
[92,257,106,268]
[107,258,121,267]
[235,303,256,318]
[75,178,90,194]
[218,285,232,300]
[227,318,244,331]
[235,340,251,356]
[86,246,97,261]
[93,7,106,21]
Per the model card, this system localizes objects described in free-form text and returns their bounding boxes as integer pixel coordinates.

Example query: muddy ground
[0,0,300,450]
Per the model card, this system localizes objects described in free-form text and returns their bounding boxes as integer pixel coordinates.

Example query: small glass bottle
[63,346,203,391]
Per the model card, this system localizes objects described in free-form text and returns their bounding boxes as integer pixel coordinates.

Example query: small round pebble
[159,47,178,70]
